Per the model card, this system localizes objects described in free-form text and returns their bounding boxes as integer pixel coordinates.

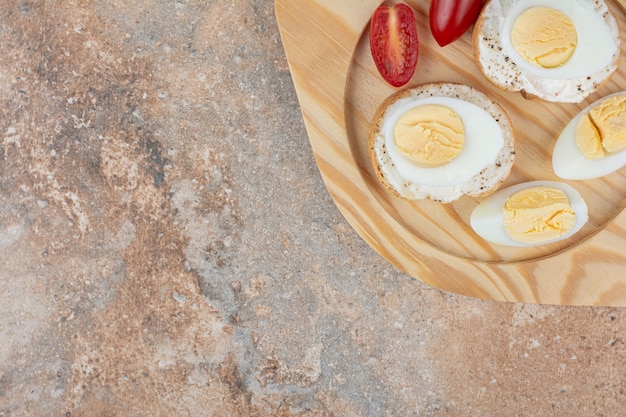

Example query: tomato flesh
[370,3,419,88]
[430,0,483,47]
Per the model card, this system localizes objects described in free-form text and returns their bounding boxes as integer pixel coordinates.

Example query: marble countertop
[1,1,625,415]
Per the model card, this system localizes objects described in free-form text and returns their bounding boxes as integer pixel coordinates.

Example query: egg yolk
[575,95,626,159]
[503,186,576,244]
[393,104,465,167]
[510,7,577,69]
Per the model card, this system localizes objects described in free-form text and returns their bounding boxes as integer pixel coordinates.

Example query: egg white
[500,0,617,79]
[475,0,620,103]
[553,92,626,180]
[378,96,504,188]
[470,181,588,247]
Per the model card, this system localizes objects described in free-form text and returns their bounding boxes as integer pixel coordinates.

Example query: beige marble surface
[1,1,625,416]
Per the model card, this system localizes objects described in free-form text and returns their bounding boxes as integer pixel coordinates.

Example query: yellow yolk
[575,95,626,159]
[511,7,577,68]
[575,114,605,159]
[393,104,464,167]
[503,186,576,244]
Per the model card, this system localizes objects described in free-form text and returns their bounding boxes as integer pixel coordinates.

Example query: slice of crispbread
[368,82,515,203]
[472,0,619,103]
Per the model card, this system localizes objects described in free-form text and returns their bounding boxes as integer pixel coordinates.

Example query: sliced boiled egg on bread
[473,0,620,103]
[368,83,515,203]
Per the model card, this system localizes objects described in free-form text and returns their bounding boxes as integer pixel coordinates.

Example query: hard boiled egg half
[553,92,626,180]
[368,83,515,203]
[470,181,588,247]
[473,0,620,103]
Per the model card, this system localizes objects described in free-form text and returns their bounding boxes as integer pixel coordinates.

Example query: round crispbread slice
[368,82,515,203]
[472,0,620,103]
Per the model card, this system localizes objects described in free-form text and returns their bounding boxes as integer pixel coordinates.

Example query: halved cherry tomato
[369,3,419,88]
[430,0,483,47]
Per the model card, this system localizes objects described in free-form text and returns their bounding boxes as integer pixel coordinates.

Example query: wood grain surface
[275,0,626,306]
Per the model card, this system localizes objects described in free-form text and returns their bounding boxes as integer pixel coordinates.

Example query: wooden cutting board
[275,0,626,306]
